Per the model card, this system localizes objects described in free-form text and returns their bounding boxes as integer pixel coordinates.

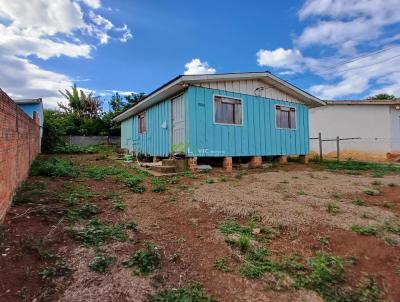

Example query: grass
[88,250,116,273]
[12,181,47,206]
[52,144,117,154]
[86,166,127,180]
[105,192,126,211]
[68,219,129,246]
[318,159,400,175]
[363,188,380,196]
[351,224,378,236]
[123,175,146,193]
[122,242,161,275]
[214,257,230,272]
[151,178,167,193]
[59,183,93,206]
[39,261,70,279]
[30,157,79,177]
[218,218,252,237]
[384,221,400,235]
[150,283,215,302]
[237,235,251,252]
[326,202,340,215]
[65,203,98,221]
[352,198,365,206]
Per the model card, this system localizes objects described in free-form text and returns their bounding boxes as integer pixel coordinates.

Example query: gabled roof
[113,72,324,122]
[14,98,42,105]
[325,99,400,105]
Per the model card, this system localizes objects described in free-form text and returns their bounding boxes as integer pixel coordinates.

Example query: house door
[171,94,185,154]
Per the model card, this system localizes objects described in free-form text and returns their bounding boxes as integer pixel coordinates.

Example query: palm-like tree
[58,84,102,119]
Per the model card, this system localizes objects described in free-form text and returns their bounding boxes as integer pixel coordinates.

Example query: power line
[290,45,400,81]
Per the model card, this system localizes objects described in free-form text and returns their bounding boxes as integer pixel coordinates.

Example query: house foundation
[277,155,288,164]
[299,155,309,164]
[249,156,262,168]
[188,157,197,172]
[223,157,233,172]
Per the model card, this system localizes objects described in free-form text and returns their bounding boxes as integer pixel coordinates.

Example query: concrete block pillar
[188,157,197,172]
[299,155,309,164]
[277,155,288,164]
[249,156,262,168]
[223,157,233,173]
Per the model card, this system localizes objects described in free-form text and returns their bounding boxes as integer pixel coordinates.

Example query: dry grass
[193,170,399,231]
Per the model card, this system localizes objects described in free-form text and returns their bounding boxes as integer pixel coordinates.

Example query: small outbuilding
[310,99,400,161]
[113,72,324,170]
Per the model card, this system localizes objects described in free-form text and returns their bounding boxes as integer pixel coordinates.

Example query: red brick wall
[0,89,40,221]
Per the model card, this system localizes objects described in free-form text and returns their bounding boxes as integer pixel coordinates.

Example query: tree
[366,93,396,100]
[109,92,125,114]
[58,84,103,119]
[124,92,146,109]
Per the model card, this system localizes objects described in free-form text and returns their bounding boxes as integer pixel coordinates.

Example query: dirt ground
[1,153,400,302]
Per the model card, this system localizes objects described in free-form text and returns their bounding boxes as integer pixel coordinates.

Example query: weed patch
[89,250,116,273]
[351,224,378,236]
[12,181,47,206]
[123,176,145,193]
[364,188,380,196]
[68,219,129,246]
[86,166,126,180]
[65,203,98,221]
[123,242,161,275]
[105,192,126,211]
[214,257,230,272]
[59,183,93,206]
[39,261,70,279]
[30,157,78,177]
[318,160,400,175]
[352,198,365,206]
[326,202,340,215]
[150,283,214,302]
[152,178,167,193]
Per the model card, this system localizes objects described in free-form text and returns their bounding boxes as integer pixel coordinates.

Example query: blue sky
[0,0,399,108]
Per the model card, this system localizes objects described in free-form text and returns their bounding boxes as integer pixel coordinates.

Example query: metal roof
[13,98,42,105]
[113,72,324,122]
[324,99,400,105]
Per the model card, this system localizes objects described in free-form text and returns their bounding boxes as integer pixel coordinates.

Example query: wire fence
[310,132,400,161]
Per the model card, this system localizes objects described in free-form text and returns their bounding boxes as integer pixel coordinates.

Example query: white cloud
[184,58,216,75]
[256,0,400,99]
[257,48,305,73]
[297,0,400,49]
[80,0,101,9]
[0,0,132,107]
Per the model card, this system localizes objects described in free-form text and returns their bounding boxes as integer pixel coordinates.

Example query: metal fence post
[318,132,323,161]
[336,136,340,162]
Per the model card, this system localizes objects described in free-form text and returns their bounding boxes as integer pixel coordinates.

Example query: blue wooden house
[114,72,324,170]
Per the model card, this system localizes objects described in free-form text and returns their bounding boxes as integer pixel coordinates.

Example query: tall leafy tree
[366,93,396,100]
[124,92,146,109]
[58,84,103,119]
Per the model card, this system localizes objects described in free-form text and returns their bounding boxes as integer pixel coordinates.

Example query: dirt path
[1,155,400,302]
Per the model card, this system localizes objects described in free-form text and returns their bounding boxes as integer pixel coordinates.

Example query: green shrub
[351,224,378,236]
[238,235,251,252]
[152,178,167,193]
[150,283,214,302]
[39,261,70,279]
[30,157,78,177]
[68,219,129,246]
[66,203,98,221]
[352,198,365,206]
[307,252,345,290]
[89,251,116,273]
[124,176,145,193]
[123,242,161,275]
[363,188,380,196]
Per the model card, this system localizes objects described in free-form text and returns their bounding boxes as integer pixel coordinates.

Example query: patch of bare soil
[192,168,399,231]
[361,185,400,215]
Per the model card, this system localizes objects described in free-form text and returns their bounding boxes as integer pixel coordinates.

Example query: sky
[0,0,400,109]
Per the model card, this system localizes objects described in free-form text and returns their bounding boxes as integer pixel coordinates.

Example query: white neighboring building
[310,100,400,160]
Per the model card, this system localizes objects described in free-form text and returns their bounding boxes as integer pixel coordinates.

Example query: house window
[138,112,146,133]
[276,105,296,129]
[214,96,242,125]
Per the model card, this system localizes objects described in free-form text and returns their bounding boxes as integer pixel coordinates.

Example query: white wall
[390,106,400,151]
[310,105,391,154]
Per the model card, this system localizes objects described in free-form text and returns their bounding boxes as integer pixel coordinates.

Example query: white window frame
[213,94,243,126]
[275,104,297,130]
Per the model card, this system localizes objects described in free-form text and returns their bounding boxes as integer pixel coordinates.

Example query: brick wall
[0,89,40,221]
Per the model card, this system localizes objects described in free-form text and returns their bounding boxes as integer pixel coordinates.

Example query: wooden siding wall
[131,100,171,156]
[194,79,300,103]
[186,86,309,157]
[121,117,133,151]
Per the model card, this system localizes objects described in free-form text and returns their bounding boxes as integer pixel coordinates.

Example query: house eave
[113,72,324,122]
